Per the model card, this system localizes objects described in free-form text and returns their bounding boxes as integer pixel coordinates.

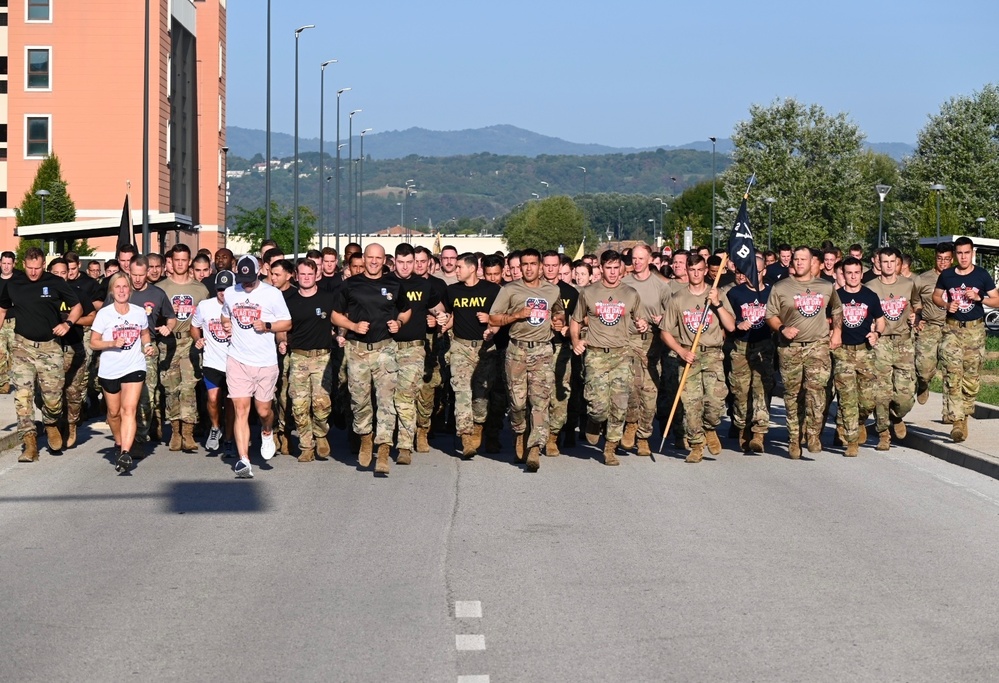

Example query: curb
[902,425,999,481]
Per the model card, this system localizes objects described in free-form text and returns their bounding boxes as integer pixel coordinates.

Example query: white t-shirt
[191,297,230,372]
[92,303,149,380]
[221,281,291,367]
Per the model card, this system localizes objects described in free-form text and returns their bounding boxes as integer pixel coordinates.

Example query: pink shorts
[226,358,280,401]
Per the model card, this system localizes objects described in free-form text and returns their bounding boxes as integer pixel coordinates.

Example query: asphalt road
[2,422,999,682]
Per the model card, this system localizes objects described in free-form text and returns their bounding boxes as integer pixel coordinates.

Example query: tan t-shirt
[156,277,210,338]
[573,281,642,349]
[664,285,735,348]
[764,277,841,343]
[490,279,564,343]
[915,269,946,326]
[866,276,918,336]
[623,273,671,326]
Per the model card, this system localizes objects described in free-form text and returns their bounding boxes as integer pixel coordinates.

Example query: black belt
[946,318,984,329]
[347,338,393,350]
[881,332,911,340]
[510,338,549,349]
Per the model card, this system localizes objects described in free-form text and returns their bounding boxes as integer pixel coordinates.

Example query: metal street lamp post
[977,217,986,238]
[540,181,549,197]
[764,197,777,250]
[359,128,372,239]
[264,0,272,239]
[531,193,540,200]
[709,136,717,251]
[578,166,587,194]
[293,24,315,257]
[334,88,350,253]
[319,59,336,249]
[875,184,892,247]
[930,183,946,239]
[36,189,49,225]
[397,202,403,231]
[325,176,332,247]
[347,109,362,240]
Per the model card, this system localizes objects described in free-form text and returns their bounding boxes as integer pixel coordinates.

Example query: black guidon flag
[728,198,758,286]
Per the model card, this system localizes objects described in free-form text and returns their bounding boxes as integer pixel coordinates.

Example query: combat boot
[788,441,802,459]
[685,443,704,463]
[951,418,968,443]
[19,432,39,462]
[748,432,765,453]
[584,418,602,445]
[181,422,197,452]
[374,444,391,474]
[358,433,374,467]
[397,449,412,465]
[275,432,290,455]
[806,434,822,453]
[916,380,930,405]
[545,433,560,457]
[472,423,484,451]
[603,440,620,466]
[892,419,907,441]
[460,433,477,460]
[525,445,541,472]
[298,447,315,463]
[858,423,868,444]
[844,440,859,457]
[348,430,360,455]
[514,432,526,463]
[316,436,331,460]
[876,430,891,451]
[704,429,722,455]
[169,420,183,451]
[66,422,78,449]
[45,424,63,452]
[415,428,431,453]
[636,438,652,456]
[621,422,638,450]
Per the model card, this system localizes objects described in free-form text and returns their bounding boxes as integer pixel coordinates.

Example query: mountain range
[226,124,915,162]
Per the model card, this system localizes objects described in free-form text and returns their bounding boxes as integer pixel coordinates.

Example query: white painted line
[455,634,486,651]
[454,600,482,618]
[457,676,490,683]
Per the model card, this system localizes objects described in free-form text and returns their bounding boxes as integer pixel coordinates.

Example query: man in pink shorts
[221,255,292,478]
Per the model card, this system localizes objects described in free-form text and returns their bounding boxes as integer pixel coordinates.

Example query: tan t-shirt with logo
[156,277,210,338]
[915,269,946,326]
[764,277,841,344]
[572,281,642,349]
[866,276,918,336]
[490,279,564,343]
[664,286,735,348]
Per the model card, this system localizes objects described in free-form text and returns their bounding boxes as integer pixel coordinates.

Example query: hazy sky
[226,0,998,148]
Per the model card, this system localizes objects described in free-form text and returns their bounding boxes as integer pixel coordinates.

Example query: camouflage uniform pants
[449,338,497,435]
[549,342,573,434]
[584,346,633,442]
[0,322,14,386]
[873,335,916,433]
[161,338,199,423]
[728,339,775,434]
[940,322,986,422]
[778,340,831,445]
[915,323,950,419]
[626,335,660,439]
[138,342,162,439]
[288,351,332,450]
[275,352,292,434]
[394,341,426,450]
[13,336,64,436]
[505,341,554,449]
[61,341,88,425]
[832,344,877,443]
[660,349,684,437]
[347,340,398,444]
[416,333,440,430]
[679,346,727,445]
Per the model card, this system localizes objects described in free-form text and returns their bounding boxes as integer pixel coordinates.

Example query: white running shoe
[206,426,222,451]
[260,432,276,461]
[234,459,254,478]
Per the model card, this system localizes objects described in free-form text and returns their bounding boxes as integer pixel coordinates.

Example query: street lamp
[334,87,351,253]
[319,59,337,249]
[648,218,656,237]
[876,184,892,247]
[724,207,737,249]
[531,192,540,200]
[35,189,50,224]
[578,166,587,194]
[325,176,333,247]
[540,181,549,197]
[976,217,986,238]
[293,24,315,258]
[764,197,777,250]
[264,0,272,239]
[654,198,666,240]
[709,136,717,251]
[348,109,362,238]
[359,128,372,238]
[930,183,946,239]
[397,202,403,230]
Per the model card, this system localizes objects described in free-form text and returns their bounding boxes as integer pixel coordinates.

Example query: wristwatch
[265,322,272,331]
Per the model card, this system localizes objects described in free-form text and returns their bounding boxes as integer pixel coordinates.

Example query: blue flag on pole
[728,198,758,286]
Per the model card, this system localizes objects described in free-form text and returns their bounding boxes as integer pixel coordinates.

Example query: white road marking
[455,634,486,651]
[887,452,999,508]
[454,600,482,618]
[457,676,490,683]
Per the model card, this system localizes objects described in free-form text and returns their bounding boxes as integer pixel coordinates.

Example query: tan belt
[946,318,984,329]
[290,348,330,358]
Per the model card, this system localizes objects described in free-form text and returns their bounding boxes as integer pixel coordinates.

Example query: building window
[0,124,6,142]
[0,193,7,209]
[0,12,8,26]
[26,48,50,89]
[25,115,50,157]
[27,0,49,21]
[0,148,6,160]
[0,80,7,94]
[0,57,7,75]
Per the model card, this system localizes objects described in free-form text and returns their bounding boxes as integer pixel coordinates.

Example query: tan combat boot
[844,440,859,457]
[472,423,484,451]
[788,441,802,459]
[951,418,967,443]
[892,419,907,440]
[545,433,560,457]
[181,422,197,452]
[876,430,891,451]
[45,424,63,452]
[858,423,868,444]
[620,422,638,450]
[66,422,78,450]
[359,433,374,467]
[298,447,315,463]
[916,380,930,405]
[374,444,391,474]
[603,440,620,466]
[685,443,704,463]
[514,432,526,463]
[415,428,431,453]
[833,426,846,448]
[460,433,477,460]
[704,429,722,455]
[636,438,652,456]
[316,436,331,460]
[525,445,541,472]
[169,420,183,451]
[807,435,822,453]
[275,432,290,455]
[749,432,765,453]
[397,448,412,465]
[584,418,602,446]
[19,432,39,462]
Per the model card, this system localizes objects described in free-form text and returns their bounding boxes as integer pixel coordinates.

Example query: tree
[502,196,595,253]
[230,201,316,255]
[14,153,77,263]
[720,98,867,249]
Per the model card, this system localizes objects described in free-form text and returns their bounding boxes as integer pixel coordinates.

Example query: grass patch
[929,376,999,406]
[983,358,999,371]
[987,334,999,352]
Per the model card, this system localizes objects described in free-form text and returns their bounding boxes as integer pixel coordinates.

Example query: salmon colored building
[0,0,226,257]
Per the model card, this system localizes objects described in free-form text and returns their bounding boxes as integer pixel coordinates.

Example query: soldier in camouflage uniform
[932,237,999,443]
[867,247,920,449]
[661,253,736,463]
[833,258,884,456]
[0,247,83,460]
[0,251,15,391]
[480,255,509,453]
[765,246,843,458]
[413,246,446,453]
[914,242,953,413]
[489,249,565,472]
[572,250,647,466]
[268,259,298,455]
[542,250,579,457]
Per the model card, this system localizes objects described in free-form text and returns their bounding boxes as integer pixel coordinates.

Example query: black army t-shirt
[286,289,338,350]
[332,273,410,344]
[837,285,883,346]
[446,279,501,341]
[393,274,441,343]
[0,272,80,342]
[935,265,997,323]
